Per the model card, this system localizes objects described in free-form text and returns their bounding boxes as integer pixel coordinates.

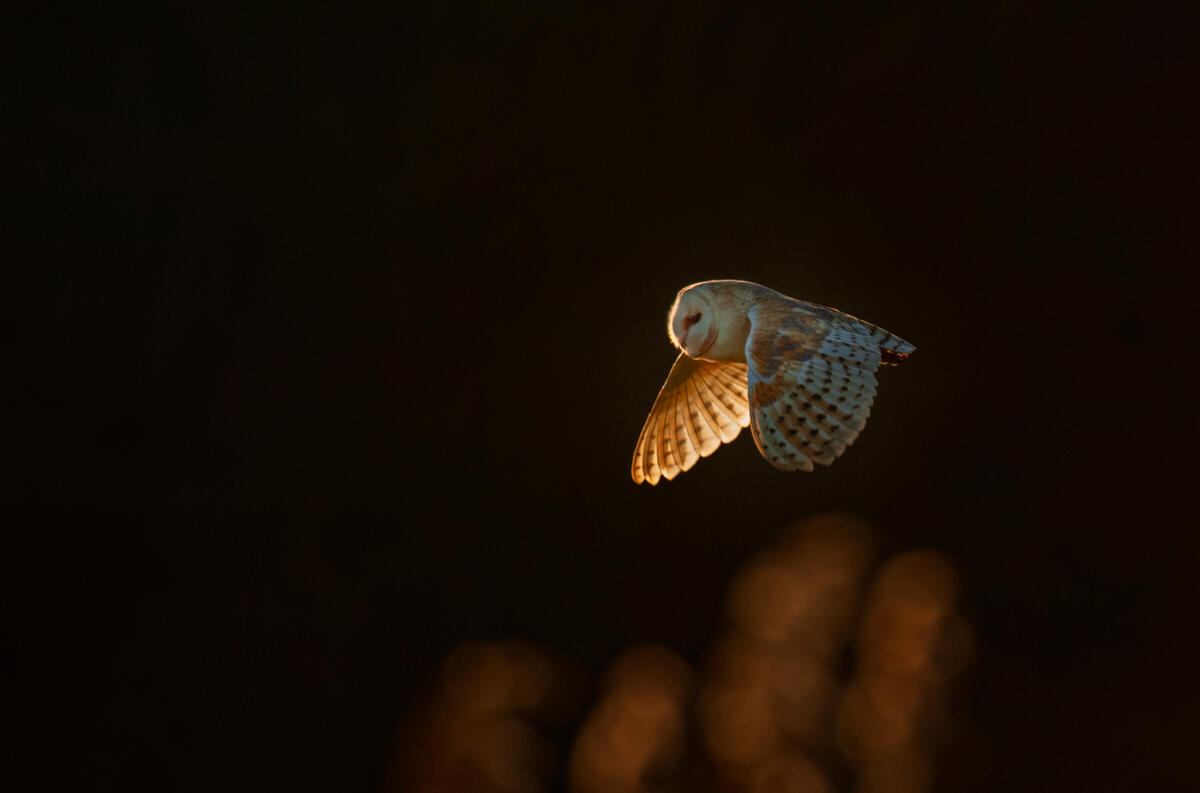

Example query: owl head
[667,283,720,358]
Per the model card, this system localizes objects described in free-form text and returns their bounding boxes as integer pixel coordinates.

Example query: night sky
[14,2,1198,791]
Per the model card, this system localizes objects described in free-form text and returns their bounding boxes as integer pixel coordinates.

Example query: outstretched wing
[745,298,915,472]
[631,354,751,484]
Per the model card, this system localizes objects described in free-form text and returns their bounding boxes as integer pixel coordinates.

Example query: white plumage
[631,280,914,484]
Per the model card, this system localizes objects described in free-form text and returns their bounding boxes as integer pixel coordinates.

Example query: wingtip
[880,349,912,366]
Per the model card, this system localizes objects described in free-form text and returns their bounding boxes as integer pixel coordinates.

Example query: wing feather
[708,365,752,425]
[671,388,700,471]
[683,379,723,455]
[690,369,742,442]
[746,299,914,472]
[631,354,751,484]
[656,396,673,474]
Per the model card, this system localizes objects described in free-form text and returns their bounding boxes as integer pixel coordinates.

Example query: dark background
[13,1,1198,791]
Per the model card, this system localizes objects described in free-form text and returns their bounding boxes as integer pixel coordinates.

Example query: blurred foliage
[390,514,973,793]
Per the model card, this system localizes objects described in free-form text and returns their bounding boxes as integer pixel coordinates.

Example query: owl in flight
[632,280,915,484]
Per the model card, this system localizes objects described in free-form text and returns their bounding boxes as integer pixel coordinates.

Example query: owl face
[668,286,718,358]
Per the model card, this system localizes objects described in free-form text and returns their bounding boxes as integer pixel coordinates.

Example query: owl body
[632,280,914,485]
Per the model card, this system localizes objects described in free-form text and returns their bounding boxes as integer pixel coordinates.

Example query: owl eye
[689,313,702,323]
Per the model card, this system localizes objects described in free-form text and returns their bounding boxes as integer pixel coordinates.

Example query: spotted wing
[745,300,914,472]
[631,353,751,484]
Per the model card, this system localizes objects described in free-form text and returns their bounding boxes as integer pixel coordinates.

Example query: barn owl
[631,280,914,484]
